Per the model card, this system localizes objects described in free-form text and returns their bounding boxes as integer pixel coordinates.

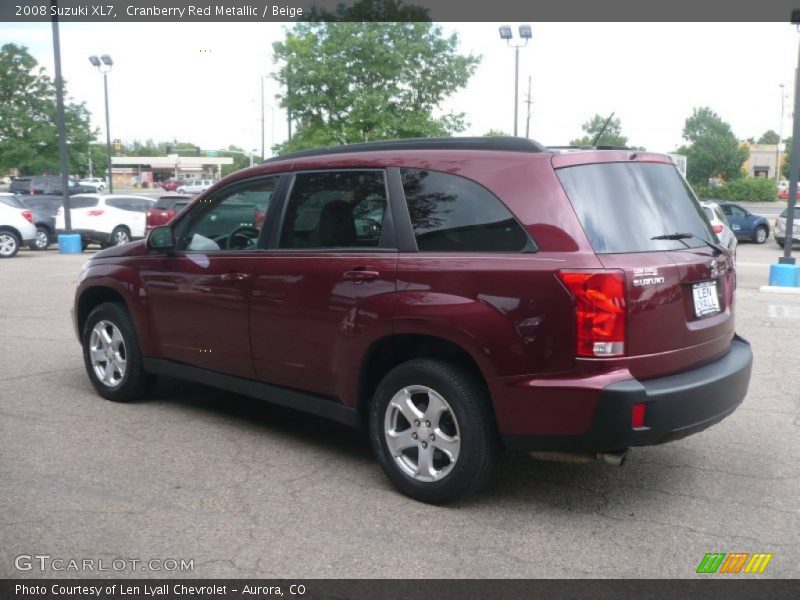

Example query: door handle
[343,270,380,282]
[219,272,250,281]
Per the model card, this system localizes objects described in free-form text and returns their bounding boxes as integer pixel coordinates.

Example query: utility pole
[260,75,265,161]
[524,75,533,138]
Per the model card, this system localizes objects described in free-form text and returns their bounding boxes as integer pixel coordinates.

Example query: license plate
[692,281,720,317]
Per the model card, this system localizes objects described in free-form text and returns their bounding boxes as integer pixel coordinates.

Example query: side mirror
[147,225,175,253]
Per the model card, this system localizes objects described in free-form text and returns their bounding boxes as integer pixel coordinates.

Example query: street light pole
[499,24,532,137]
[777,84,786,182]
[89,54,113,193]
[781,15,800,265]
[50,0,71,231]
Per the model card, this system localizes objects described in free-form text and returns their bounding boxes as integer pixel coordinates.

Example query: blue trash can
[768,263,800,287]
[58,233,83,254]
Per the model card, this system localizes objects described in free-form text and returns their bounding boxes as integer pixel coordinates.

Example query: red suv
[72,138,752,503]
[145,195,193,233]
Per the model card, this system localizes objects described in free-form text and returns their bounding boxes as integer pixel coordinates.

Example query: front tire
[0,230,20,258]
[753,225,768,244]
[82,302,154,402]
[369,359,498,504]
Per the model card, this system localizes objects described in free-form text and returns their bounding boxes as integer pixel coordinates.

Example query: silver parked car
[775,206,799,248]
[700,201,737,255]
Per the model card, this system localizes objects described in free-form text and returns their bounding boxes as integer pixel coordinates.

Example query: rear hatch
[554,154,735,379]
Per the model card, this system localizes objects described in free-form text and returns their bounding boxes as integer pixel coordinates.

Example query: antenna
[592,112,616,146]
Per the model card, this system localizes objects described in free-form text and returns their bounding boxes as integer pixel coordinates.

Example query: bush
[714,178,778,202]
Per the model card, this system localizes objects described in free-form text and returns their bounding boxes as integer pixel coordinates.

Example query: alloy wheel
[89,320,127,387]
[114,230,130,245]
[0,233,17,256]
[35,230,49,249]
[384,385,461,482]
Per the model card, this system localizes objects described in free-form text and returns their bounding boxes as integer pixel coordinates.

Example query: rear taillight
[557,270,626,358]
[21,210,33,224]
[87,209,105,216]
[712,224,724,234]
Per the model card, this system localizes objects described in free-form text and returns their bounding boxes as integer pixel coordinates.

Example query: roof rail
[264,136,548,163]
[547,144,637,152]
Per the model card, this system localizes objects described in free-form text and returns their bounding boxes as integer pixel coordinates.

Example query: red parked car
[145,195,193,232]
[157,179,184,192]
[778,188,800,200]
[72,138,752,503]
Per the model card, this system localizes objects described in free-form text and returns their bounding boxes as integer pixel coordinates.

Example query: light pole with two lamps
[498,24,532,137]
[89,54,113,193]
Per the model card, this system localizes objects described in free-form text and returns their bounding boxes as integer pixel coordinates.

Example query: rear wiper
[651,232,726,256]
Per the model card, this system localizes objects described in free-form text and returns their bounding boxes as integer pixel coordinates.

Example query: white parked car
[55,194,155,248]
[177,179,215,194]
[79,177,106,192]
[700,201,738,255]
[0,193,37,258]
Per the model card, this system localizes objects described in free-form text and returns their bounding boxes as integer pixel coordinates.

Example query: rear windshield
[780,207,799,218]
[1,196,27,209]
[69,196,99,209]
[556,162,715,253]
[154,198,174,209]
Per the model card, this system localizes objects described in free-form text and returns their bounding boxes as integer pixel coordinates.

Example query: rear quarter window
[400,169,530,252]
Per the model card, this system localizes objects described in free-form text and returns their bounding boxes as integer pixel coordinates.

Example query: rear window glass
[556,162,715,253]
[155,198,174,209]
[1,196,27,209]
[23,197,62,210]
[69,196,99,209]
[780,207,799,218]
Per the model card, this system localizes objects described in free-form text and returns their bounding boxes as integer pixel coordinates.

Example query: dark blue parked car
[719,201,770,244]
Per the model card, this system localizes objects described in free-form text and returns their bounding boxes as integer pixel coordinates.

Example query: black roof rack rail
[263,136,548,163]
[547,144,636,151]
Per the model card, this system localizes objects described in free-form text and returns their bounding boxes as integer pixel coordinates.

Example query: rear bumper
[502,336,752,452]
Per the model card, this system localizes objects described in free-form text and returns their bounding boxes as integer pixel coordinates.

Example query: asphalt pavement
[0,244,798,579]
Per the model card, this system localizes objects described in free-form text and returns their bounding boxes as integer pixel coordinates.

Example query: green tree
[757,130,780,144]
[218,146,253,177]
[569,114,629,147]
[0,43,97,176]
[483,129,510,137]
[303,0,430,21]
[272,22,480,154]
[782,137,793,179]
[680,107,748,186]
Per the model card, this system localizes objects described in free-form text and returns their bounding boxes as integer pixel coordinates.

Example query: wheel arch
[357,333,495,422]
[76,286,129,340]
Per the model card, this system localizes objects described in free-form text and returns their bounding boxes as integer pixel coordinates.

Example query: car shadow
[147,375,372,463]
[140,375,688,510]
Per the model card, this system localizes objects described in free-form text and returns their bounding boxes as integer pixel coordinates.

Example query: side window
[178,176,278,252]
[721,205,733,215]
[106,198,134,212]
[279,171,387,249]
[730,205,747,217]
[400,169,529,252]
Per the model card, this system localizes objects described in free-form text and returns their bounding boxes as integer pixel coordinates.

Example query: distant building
[110,154,234,187]
[741,142,782,179]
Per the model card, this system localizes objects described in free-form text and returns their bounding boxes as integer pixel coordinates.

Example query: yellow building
[741,142,782,179]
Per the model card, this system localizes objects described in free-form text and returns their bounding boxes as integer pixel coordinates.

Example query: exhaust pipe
[530,449,628,467]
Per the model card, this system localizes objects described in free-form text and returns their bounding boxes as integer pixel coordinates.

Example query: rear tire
[753,226,768,244]
[29,226,50,251]
[369,359,498,504]
[82,302,155,402]
[111,226,131,246]
[0,230,20,258]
